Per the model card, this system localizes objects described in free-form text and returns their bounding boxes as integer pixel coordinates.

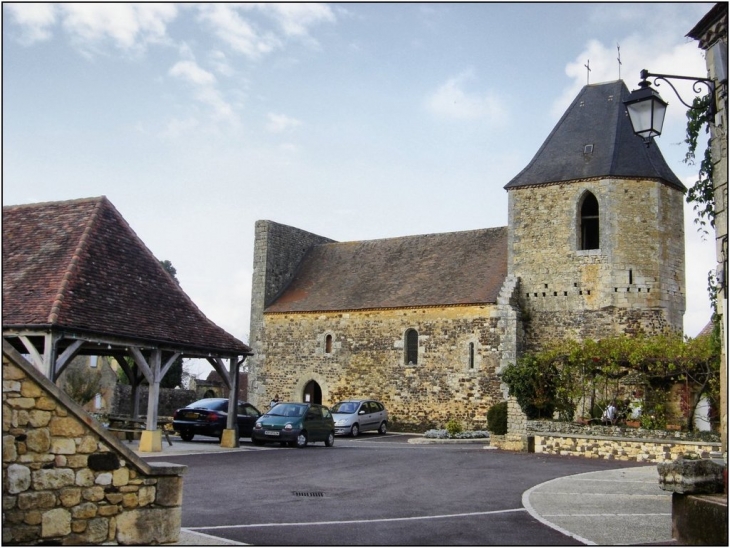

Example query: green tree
[159,259,184,388]
[62,362,103,406]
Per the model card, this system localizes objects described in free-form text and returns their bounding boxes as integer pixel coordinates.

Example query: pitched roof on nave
[265,226,508,313]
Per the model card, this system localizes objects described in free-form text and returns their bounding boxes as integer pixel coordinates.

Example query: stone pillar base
[139,430,162,452]
[490,434,530,452]
[220,429,239,448]
[671,493,728,545]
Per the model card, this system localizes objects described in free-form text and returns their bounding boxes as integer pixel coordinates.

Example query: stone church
[247,80,686,430]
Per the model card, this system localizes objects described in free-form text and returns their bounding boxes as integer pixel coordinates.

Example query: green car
[252,402,335,448]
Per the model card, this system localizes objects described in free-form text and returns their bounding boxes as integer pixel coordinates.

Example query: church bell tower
[505,80,686,351]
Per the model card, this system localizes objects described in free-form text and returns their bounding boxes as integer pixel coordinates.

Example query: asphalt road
[145,433,645,545]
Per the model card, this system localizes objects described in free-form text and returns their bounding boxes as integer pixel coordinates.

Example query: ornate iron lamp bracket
[639,69,716,116]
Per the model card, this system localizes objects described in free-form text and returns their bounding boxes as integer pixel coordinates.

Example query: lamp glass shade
[624,86,668,139]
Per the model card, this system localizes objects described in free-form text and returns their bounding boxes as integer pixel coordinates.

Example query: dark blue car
[173,398,261,441]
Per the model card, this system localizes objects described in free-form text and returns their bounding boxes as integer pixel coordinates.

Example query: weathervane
[617,44,622,80]
[584,59,591,85]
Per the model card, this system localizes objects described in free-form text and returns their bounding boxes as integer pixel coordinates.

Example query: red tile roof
[3,197,250,356]
[265,227,508,313]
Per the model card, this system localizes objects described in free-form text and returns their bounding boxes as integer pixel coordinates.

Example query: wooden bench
[107,416,173,446]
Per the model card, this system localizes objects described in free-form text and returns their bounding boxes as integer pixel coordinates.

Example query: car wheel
[378,421,387,435]
[295,431,308,448]
[180,431,194,442]
[325,431,335,447]
[252,438,265,446]
[350,424,359,437]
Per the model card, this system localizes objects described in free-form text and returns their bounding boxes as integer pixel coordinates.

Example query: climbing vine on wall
[502,331,720,431]
[684,94,715,234]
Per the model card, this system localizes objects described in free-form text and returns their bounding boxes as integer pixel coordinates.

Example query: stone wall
[508,178,686,351]
[248,220,335,408]
[525,420,721,443]
[533,433,720,463]
[255,305,505,430]
[2,342,186,545]
[697,5,728,458]
[111,385,197,418]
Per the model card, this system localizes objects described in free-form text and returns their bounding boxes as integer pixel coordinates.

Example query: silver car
[331,399,388,436]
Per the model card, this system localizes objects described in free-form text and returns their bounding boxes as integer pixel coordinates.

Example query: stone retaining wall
[533,433,720,463]
[526,420,721,443]
[491,418,720,461]
[2,342,186,545]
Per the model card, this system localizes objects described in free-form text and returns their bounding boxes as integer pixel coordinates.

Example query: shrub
[501,355,557,419]
[423,429,489,439]
[487,401,508,435]
[445,419,462,437]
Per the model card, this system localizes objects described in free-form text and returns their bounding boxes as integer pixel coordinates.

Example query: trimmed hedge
[487,402,508,435]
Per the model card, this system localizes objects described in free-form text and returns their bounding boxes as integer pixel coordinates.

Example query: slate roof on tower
[504,80,685,190]
[265,227,508,313]
[2,196,250,356]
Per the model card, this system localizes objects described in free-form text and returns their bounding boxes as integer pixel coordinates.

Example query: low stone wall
[2,342,186,545]
[492,418,721,460]
[526,420,721,443]
[533,433,720,463]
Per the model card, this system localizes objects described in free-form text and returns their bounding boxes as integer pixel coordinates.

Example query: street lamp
[623,69,716,145]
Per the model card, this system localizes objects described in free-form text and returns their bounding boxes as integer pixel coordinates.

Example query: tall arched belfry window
[580,192,600,250]
[405,329,418,365]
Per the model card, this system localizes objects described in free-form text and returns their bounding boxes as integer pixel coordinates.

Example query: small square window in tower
[405,329,418,365]
[579,192,600,250]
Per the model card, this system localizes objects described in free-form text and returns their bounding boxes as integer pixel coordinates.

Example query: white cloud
[266,113,302,133]
[160,117,200,140]
[168,56,236,124]
[425,71,508,123]
[197,4,281,59]
[169,60,217,86]
[258,3,335,39]
[194,86,235,120]
[60,3,177,54]
[551,5,708,127]
[210,50,235,77]
[197,3,336,59]
[5,3,57,44]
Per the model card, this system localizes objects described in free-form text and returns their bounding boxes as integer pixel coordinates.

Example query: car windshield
[185,399,226,411]
[268,404,306,417]
[331,402,359,414]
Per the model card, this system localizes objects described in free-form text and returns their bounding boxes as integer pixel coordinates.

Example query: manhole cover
[293,491,324,497]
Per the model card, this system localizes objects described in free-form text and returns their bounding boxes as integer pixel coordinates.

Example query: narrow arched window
[580,192,600,250]
[405,329,418,365]
[325,334,333,354]
[468,342,475,369]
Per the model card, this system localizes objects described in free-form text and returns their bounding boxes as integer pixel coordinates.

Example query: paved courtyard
[140,433,671,545]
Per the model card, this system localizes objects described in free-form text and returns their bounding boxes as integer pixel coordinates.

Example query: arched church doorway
[302,380,322,404]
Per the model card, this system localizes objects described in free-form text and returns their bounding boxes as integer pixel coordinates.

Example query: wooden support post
[139,349,163,453]
[221,357,240,448]
[145,349,161,431]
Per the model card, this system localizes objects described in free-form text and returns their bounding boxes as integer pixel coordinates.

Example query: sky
[3,2,718,379]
